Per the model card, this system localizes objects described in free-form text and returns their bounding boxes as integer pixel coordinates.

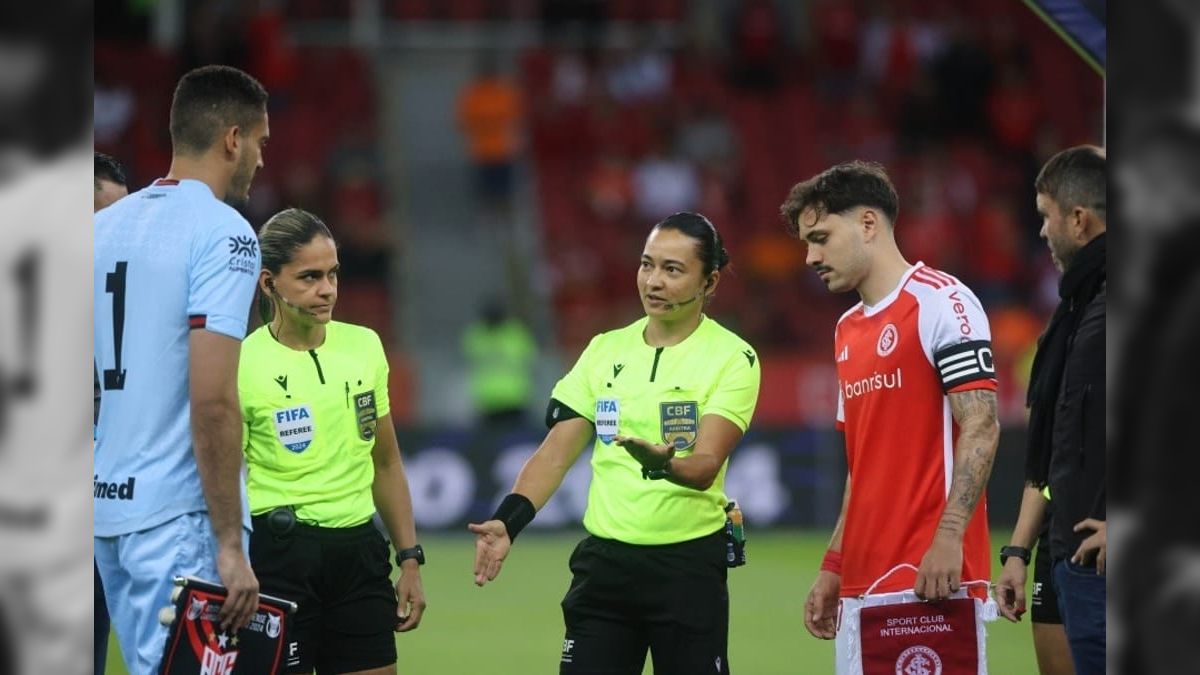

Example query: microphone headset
[660,278,713,311]
[267,279,316,317]
[661,294,701,311]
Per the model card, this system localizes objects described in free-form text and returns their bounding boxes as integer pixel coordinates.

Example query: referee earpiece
[267,278,314,317]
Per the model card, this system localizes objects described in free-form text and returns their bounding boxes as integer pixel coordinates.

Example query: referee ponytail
[256,208,336,324]
[653,212,731,277]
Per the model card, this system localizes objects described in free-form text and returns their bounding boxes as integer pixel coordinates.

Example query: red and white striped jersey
[833,262,996,597]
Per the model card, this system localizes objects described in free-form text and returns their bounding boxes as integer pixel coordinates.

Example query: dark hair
[652,211,730,277]
[169,65,268,156]
[779,160,899,236]
[1035,145,1107,220]
[94,152,127,188]
[256,208,335,322]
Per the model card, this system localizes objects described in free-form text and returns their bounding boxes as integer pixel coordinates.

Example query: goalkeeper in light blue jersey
[93,65,269,675]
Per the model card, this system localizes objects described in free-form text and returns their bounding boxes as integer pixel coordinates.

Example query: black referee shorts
[1030,532,1063,625]
[249,515,398,674]
[560,529,731,675]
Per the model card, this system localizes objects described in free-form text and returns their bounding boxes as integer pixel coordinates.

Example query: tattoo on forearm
[941,390,999,535]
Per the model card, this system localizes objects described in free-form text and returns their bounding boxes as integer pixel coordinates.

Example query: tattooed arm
[913,388,1000,601]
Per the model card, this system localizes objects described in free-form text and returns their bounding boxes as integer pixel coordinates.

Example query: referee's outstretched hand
[468,520,511,587]
[614,435,674,471]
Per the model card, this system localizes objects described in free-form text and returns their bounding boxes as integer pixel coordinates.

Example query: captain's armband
[933,340,996,391]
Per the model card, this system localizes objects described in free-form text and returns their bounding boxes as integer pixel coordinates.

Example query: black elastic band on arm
[545,397,584,429]
[491,493,536,541]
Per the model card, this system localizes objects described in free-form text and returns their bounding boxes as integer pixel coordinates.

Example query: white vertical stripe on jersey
[942,396,954,498]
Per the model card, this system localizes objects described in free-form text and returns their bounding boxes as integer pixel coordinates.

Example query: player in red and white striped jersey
[781,162,1000,669]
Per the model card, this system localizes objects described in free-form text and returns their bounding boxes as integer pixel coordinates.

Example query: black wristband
[642,457,672,480]
[999,545,1031,566]
[491,493,536,541]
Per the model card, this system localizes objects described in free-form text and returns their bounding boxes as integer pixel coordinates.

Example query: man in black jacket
[1110,115,1200,675]
[994,146,1106,675]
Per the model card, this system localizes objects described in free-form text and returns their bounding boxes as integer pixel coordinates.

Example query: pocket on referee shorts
[353,528,395,600]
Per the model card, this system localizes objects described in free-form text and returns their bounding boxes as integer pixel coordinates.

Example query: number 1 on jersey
[104,261,128,391]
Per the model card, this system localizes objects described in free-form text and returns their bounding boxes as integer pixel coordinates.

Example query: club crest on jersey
[660,401,698,450]
[273,405,315,453]
[354,390,378,441]
[595,398,619,444]
[877,323,899,357]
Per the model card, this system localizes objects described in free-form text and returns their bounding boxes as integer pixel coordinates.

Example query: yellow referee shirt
[551,315,760,545]
[238,321,390,527]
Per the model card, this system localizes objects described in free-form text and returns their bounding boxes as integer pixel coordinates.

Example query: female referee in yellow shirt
[469,212,761,674]
[240,208,425,675]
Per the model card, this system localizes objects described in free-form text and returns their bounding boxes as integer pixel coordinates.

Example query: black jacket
[1047,278,1106,560]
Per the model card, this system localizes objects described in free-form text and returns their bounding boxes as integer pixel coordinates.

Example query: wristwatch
[396,544,426,567]
[642,457,673,481]
[999,545,1031,566]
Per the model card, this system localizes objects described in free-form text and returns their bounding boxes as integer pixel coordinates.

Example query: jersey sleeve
[188,218,261,340]
[918,281,998,393]
[835,386,845,431]
[371,329,391,419]
[833,326,846,430]
[549,334,602,423]
[702,344,761,432]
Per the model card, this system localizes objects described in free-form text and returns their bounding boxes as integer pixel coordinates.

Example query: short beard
[1052,242,1076,273]
[224,158,254,208]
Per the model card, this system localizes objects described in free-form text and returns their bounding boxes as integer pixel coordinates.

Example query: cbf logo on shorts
[595,398,619,444]
[660,401,698,450]
[354,390,378,441]
[273,405,315,453]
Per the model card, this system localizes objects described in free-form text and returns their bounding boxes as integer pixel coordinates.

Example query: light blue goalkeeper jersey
[94,178,260,536]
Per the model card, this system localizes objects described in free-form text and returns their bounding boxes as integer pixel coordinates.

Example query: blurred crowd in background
[94,0,1102,426]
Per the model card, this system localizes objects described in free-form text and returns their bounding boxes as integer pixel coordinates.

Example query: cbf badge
[353,390,378,441]
[660,401,698,450]
[273,405,315,453]
[595,398,619,444]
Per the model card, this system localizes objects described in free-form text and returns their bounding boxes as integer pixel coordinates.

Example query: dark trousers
[560,530,731,675]
[1052,559,1106,674]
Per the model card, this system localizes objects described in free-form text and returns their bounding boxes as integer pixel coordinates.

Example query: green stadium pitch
[106,531,1037,674]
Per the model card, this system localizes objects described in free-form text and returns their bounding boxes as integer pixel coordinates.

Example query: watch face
[399,545,425,565]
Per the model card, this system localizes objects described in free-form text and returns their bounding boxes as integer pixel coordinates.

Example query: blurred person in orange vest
[457,53,524,220]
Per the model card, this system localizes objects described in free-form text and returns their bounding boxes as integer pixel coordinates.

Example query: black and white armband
[934,340,996,391]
